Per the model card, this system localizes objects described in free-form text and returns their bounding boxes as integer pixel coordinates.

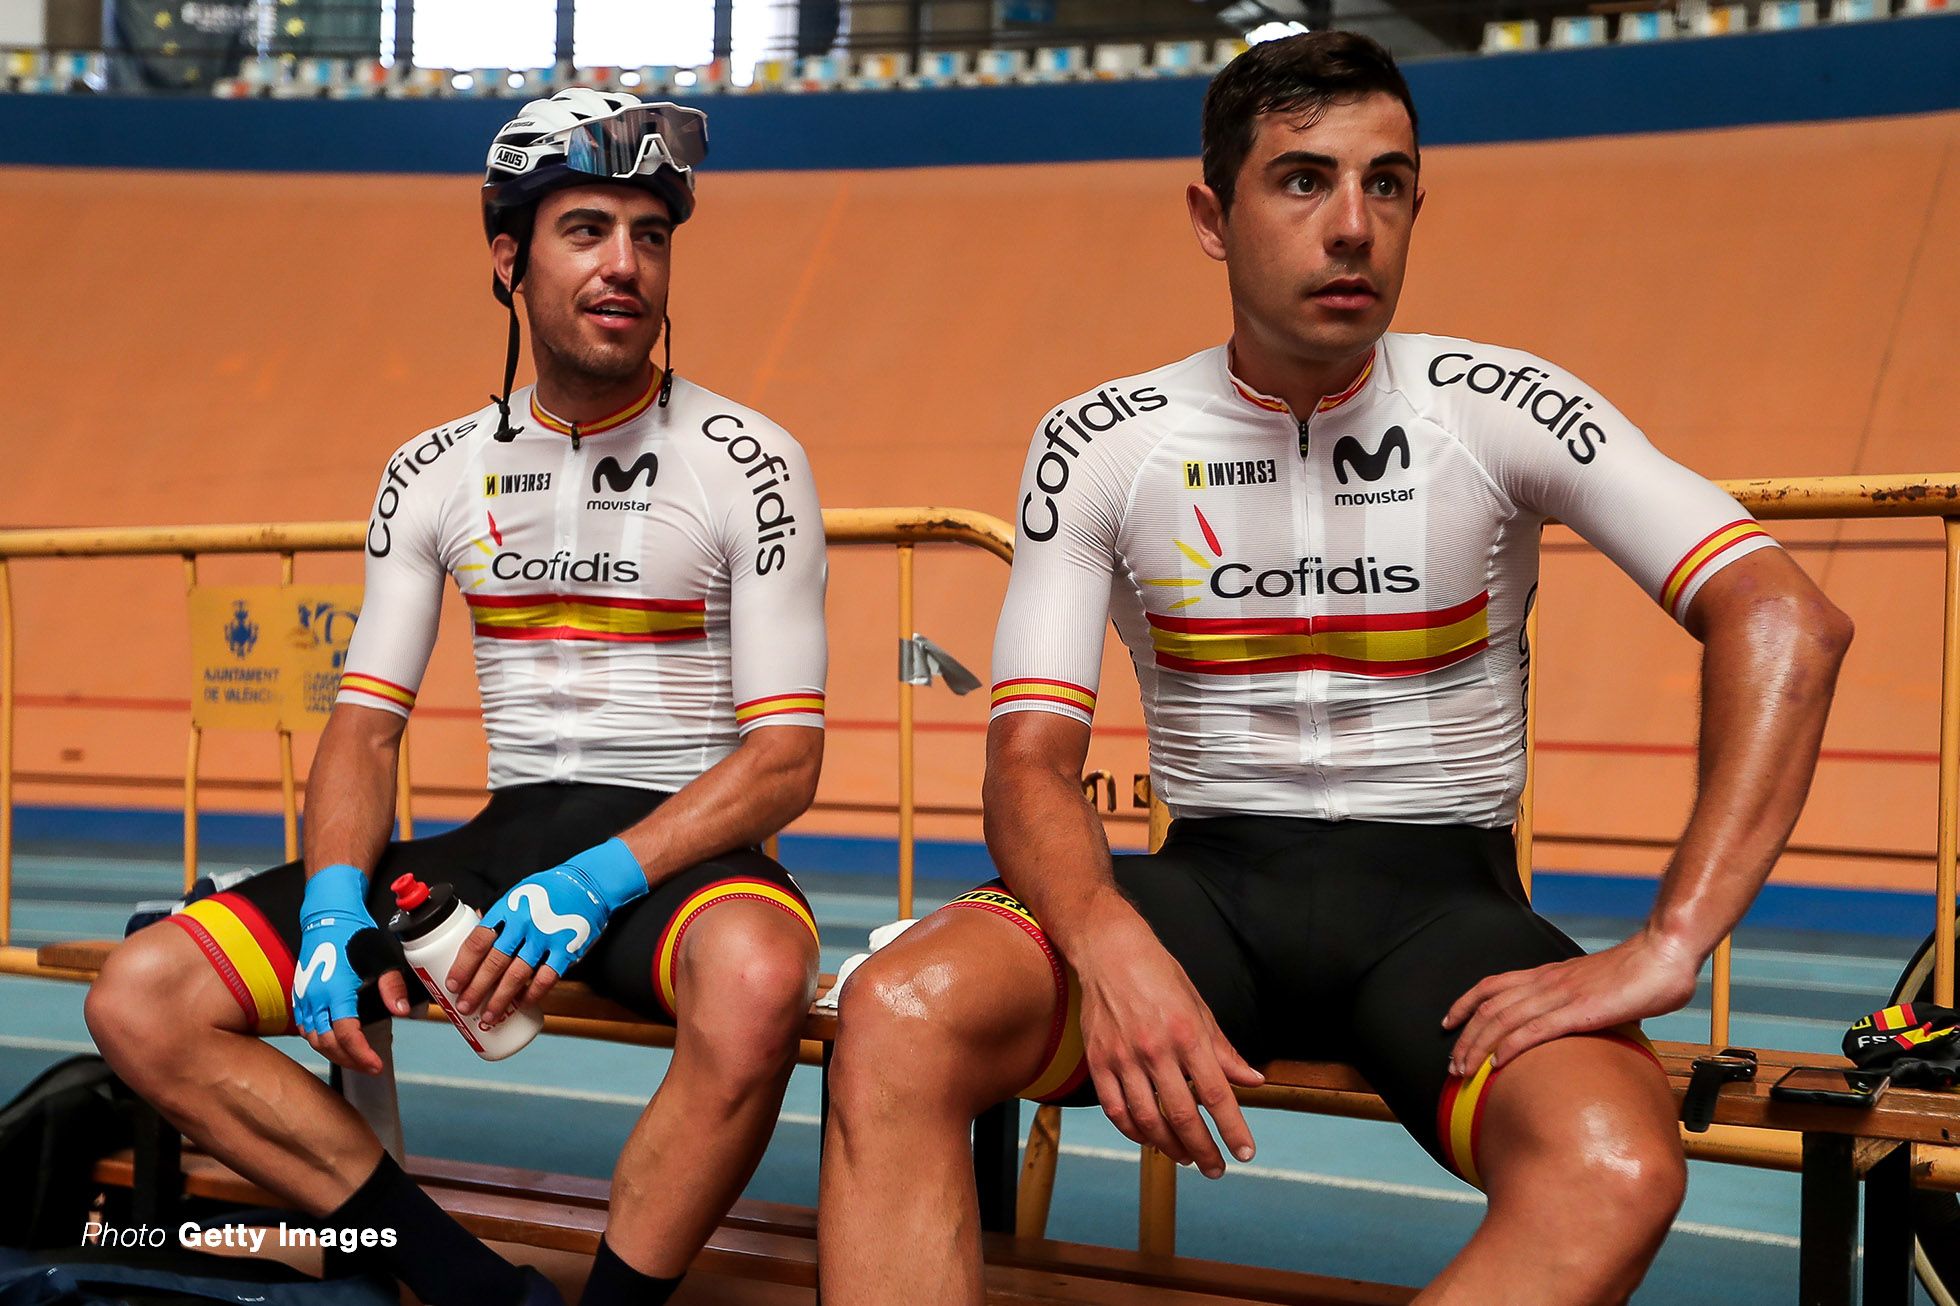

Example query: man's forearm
[983,742,1132,960]
[611,728,820,889]
[1646,587,1852,961]
[300,709,405,881]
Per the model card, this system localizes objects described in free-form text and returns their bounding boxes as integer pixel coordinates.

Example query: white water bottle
[388,874,543,1061]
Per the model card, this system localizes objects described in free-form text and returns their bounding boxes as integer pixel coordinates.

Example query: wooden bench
[14,937,1960,1306]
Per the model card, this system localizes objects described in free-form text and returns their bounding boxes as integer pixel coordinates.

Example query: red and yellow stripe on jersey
[735,692,826,729]
[466,593,706,643]
[1229,348,1374,416]
[944,885,1089,1104]
[1661,520,1773,621]
[167,893,296,1036]
[990,677,1097,723]
[1148,591,1490,677]
[528,372,661,438]
[1436,1025,1660,1188]
[337,672,417,714]
[652,878,819,1018]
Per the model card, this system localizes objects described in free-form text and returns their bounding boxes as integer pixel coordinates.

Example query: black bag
[0,1057,136,1249]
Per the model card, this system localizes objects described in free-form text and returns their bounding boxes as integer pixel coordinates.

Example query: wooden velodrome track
[0,108,1957,892]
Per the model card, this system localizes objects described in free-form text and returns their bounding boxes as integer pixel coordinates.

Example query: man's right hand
[293,863,407,1075]
[1070,901,1265,1180]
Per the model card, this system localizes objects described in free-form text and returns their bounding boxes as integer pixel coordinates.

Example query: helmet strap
[491,239,531,442]
[658,314,675,408]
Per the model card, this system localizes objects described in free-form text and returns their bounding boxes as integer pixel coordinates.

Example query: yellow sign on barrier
[188,584,363,730]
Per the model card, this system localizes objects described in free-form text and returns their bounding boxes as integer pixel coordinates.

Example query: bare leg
[818,907,1061,1306]
[1415,1035,1685,1306]
[84,923,384,1214]
[601,899,819,1276]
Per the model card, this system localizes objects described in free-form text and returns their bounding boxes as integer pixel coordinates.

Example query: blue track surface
[0,837,1939,1302]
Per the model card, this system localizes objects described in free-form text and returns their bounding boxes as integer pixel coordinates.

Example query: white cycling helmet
[482,87,709,245]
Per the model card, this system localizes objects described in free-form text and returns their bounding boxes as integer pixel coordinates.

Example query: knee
[1501,1104,1686,1238]
[679,911,817,1078]
[829,952,981,1121]
[85,929,205,1070]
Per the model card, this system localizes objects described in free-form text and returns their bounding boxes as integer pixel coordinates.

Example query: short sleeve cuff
[989,678,1097,728]
[334,672,417,719]
[736,692,826,734]
[1661,522,1779,623]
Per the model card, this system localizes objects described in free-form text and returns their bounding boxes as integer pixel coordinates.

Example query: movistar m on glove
[294,863,386,1035]
[480,838,647,977]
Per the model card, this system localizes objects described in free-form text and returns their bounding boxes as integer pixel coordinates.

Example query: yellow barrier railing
[0,507,1013,945]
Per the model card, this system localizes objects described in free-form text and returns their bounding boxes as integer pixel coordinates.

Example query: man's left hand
[449,837,649,1026]
[1441,931,1702,1076]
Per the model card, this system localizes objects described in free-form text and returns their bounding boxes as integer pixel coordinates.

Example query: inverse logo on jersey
[1183,459,1277,489]
[484,472,552,497]
[1331,427,1410,485]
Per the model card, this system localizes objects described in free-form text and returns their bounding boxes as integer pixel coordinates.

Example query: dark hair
[1201,31,1419,212]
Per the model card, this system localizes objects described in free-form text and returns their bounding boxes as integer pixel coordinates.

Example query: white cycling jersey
[990,333,1778,827]
[336,371,827,792]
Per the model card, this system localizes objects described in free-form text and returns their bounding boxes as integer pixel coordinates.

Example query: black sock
[329,1152,528,1306]
[578,1236,683,1306]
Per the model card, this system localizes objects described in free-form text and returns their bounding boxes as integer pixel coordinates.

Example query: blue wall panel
[1,13,1956,173]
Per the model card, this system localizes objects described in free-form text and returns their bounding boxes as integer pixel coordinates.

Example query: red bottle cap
[392,874,430,911]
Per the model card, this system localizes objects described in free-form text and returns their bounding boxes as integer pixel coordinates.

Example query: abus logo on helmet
[1427,353,1607,465]
[367,419,479,558]
[493,145,529,172]
[1021,386,1168,542]
[701,414,801,576]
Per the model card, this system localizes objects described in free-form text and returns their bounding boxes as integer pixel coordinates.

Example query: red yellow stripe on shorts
[466,593,707,643]
[1660,520,1772,621]
[944,886,1089,1104]
[336,672,416,713]
[989,677,1097,723]
[736,692,826,729]
[1436,1024,1661,1189]
[1148,591,1490,678]
[652,878,819,1019]
[166,893,296,1036]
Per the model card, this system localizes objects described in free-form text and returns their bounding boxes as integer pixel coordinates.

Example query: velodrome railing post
[0,556,14,947]
[896,542,916,919]
[1139,791,1177,1255]
[1936,516,1960,1007]
[1711,937,1733,1048]
[278,552,299,862]
[182,554,200,893]
[397,727,415,840]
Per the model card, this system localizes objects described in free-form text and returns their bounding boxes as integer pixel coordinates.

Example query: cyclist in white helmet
[87,89,829,1306]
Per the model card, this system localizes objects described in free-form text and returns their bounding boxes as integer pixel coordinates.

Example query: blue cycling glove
[480,838,648,978]
[293,863,378,1037]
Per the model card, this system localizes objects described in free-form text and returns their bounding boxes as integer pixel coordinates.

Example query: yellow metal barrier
[0,507,1013,944]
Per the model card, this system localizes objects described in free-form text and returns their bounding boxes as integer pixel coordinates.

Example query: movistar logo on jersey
[701,414,801,576]
[1183,458,1276,489]
[586,453,659,513]
[367,419,478,557]
[484,471,552,497]
[1331,426,1410,485]
[1022,386,1168,542]
[1427,353,1606,466]
[491,549,641,583]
